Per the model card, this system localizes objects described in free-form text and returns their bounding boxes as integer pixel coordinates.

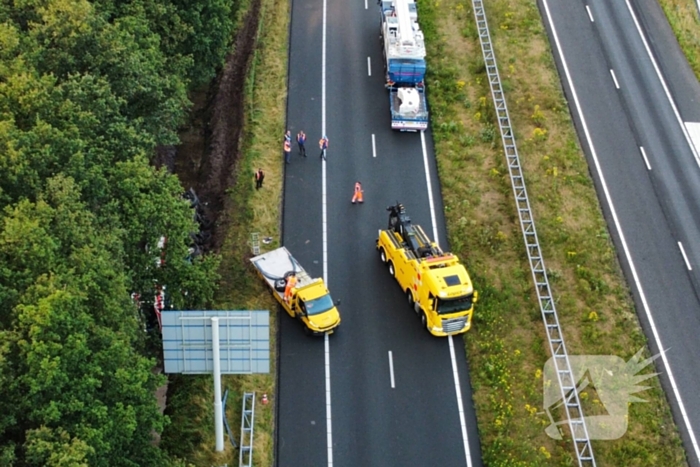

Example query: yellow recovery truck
[376,202,478,336]
[251,246,341,335]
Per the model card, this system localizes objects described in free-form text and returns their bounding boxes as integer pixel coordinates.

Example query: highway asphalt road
[540,0,700,464]
[277,0,482,466]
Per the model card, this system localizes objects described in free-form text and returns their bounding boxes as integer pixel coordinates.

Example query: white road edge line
[365,0,368,9]
[624,0,700,169]
[679,242,693,271]
[610,69,620,89]
[420,131,471,467]
[640,146,651,171]
[388,351,395,388]
[542,0,700,462]
[321,0,332,464]
[368,56,372,76]
[420,132,440,244]
[586,4,594,22]
[449,336,473,467]
[372,134,377,158]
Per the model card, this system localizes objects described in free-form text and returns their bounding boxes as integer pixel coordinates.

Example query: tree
[0,176,169,466]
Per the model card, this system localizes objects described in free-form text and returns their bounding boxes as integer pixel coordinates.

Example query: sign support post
[161,309,269,453]
[212,317,225,452]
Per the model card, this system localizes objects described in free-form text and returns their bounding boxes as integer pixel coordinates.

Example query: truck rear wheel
[407,290,414,308]
[388,260,395,277]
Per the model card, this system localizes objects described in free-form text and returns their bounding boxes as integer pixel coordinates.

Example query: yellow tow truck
[376,202,477,336]
[251,246,341,335]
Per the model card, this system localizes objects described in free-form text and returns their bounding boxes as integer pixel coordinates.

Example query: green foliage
[98,0,236,87]
[0,0,231,464]
[0,178,168,466]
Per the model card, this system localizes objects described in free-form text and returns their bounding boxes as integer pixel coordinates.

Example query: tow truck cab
[289,282,341,335]
[251,247,341,335]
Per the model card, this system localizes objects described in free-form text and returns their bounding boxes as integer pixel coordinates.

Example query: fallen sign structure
[161,310,270,452]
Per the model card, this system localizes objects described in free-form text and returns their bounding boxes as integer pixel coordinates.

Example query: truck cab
[377,203,477,336]
[251,247,341,335]
[287,281,341,335]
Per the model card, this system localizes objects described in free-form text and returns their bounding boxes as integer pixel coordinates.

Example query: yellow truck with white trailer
[251,246,341,335]
[376,203,477,336]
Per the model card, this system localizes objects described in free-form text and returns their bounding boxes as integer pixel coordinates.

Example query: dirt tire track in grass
[172,0,262,253]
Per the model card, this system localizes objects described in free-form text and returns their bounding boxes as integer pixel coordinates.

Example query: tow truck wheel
[388,260,395,277]
[379,247,387,263]
[407,290,414,308]
[420,311,428,330]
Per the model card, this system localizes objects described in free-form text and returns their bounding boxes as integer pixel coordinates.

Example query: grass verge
[159,0,288,465]
[417,0,687,465]
[659,0,700,79]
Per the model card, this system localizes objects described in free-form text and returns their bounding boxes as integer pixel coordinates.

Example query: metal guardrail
[239,392,256,467]
[469,1,596,465]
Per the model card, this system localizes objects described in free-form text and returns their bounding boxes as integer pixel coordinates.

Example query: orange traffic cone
[261,393,269,405]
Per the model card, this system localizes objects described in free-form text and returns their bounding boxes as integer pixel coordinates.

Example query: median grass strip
[660,0,700,79]
[159,0,288,465]
[418,0,687,465]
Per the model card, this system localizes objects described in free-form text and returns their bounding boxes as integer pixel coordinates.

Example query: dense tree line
[0,0,236,465]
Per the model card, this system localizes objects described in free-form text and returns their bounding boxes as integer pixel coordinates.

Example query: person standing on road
[284,130,291,143]
[351,181,364,204]
[255,168,265,189]
[319,135,329,160]
[284,139,292,164]
[297,130,307,157]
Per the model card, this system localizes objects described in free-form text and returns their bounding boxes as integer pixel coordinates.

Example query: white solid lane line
[624,0,700,168]
[610,69,620,89]
[449,337,473,467]
[372,134,377,158]
[365,0,368,9]
[421,130,472,466]
[368,56,372,76]
[679,242,693,271]
[542,0,700,462]
[321,0,332,465]
[324,333,333,466]
[388,351,395,388]
[684,122,700,156]
[420,131,440,245]
[586,5,594,22]
[640,146,651,171]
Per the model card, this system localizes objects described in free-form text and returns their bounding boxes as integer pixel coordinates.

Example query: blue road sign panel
[162,310,270,374]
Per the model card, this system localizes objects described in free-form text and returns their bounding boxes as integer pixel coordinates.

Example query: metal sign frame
[161,310,270,375]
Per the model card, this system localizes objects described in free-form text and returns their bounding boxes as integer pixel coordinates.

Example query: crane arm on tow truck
[377,202,478,336]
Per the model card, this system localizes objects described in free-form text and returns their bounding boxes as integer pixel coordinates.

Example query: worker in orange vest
[351,181,364,204]
[284,139,292,164]
[284,274,297,302]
